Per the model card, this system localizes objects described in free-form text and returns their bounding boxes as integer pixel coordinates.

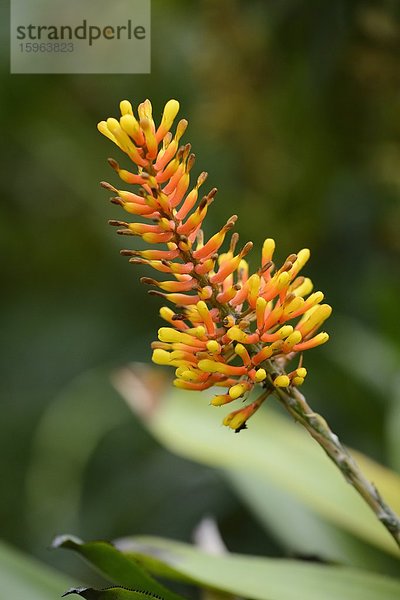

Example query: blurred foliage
[54,534,400,600]
[130,383,400,572]
[1,0,400,587]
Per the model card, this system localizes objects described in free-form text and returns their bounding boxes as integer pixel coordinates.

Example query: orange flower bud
[293,332,329,351]
[223,400,261,431]
[154,141,179,172]
[197,301,216,335]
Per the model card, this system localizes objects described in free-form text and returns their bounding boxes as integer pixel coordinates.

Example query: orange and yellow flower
[98,99,331,431]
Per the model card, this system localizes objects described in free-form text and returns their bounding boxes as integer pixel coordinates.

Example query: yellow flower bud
[211,394,233,406]
[291,277,313,297]
[262,238,275,264]
[206,340,220,354]
[229,383,249,400]
[254,368,267,382]
[296,367,307,378]
[274,375,290,388]
[293,332,329,351]
[152,349,171,365]
[120,114,141,142]
[119,100,133,115]
[156,99,180,141]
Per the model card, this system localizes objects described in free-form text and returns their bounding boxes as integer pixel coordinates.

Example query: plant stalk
[272,382,400,549]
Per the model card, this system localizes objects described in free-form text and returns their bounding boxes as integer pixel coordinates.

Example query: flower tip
[228,383,249,400]
[274,375,290,388]
[223,400,260,431]
[158,327,183,343]
[106,117,119,131]
[241,241,253,257]
[152,348,170,365]
[234,343,246,356]
[206,340,220,354]
[223,411,245,430]
[211,394,232,406]
[164,99,180,118]
[107,157,119,170]
[159,306,174,320]
[100,180,117,191]
[226,326,246,343]
[254,368,267,382]
[198,359,219,373]
[175,119,188,140]
[120,100,133,116]
[262,238,276,262]
[296,248,311,268]
[256,296,267,309]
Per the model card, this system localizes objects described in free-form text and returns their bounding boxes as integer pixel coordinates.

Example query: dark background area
[1,0,400,582]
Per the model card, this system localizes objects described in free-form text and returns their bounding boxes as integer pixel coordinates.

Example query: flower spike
[99,99,331,431]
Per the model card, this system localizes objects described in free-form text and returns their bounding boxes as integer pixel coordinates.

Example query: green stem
[271,381,400,549]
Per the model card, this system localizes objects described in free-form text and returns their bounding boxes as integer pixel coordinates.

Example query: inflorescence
[98,99,331,431]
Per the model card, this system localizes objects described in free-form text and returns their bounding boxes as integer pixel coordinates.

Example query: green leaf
[136,386,400,557]
[52,535,185,600]
[64,586,168,599]
[116,536,400,600]
[0,539,73,600]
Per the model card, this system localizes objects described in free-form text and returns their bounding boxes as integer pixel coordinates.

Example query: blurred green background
[1,0,400,584]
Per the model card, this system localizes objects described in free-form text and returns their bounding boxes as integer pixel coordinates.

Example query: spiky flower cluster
[98,99,331,431]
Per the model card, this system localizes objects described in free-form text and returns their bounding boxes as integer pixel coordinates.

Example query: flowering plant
[49,97,400,600]
[96,99,400,551]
